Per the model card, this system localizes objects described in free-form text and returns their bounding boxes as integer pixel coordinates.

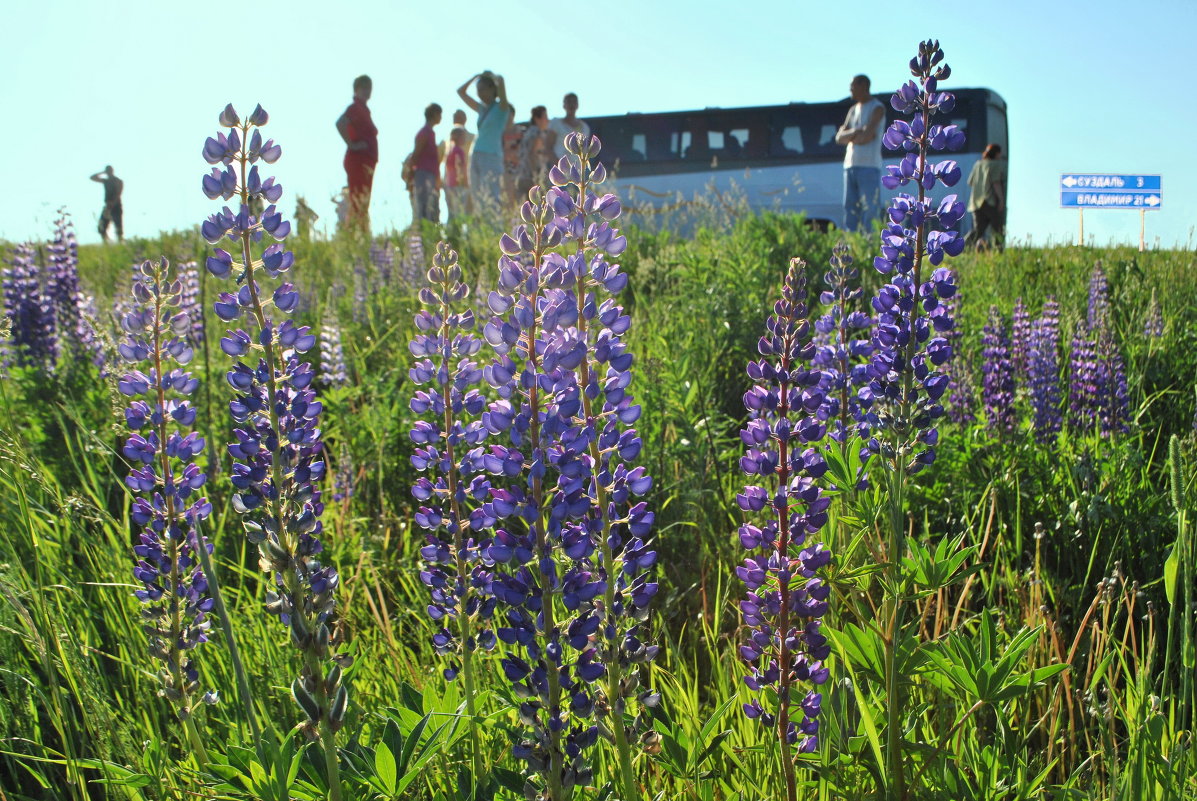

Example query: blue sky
[2,0,1194,247]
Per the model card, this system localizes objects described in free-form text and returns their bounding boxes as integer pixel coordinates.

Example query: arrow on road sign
[1062,175,1078,187]
[1145,195,1161,207]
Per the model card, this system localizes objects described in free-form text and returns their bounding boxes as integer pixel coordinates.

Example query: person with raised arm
[90,165,124,242]
[457,71,511,213]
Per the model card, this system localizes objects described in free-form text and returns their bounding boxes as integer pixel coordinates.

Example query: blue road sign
[1060,174,1162,209]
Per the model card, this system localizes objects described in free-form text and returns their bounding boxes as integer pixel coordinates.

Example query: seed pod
[291,677,321,724]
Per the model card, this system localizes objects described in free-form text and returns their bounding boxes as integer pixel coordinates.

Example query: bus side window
[772,125,804,156]
[630,133,647,162]
[817,124,838,149]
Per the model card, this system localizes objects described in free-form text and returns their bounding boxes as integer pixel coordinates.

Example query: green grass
[1,212,1195,799]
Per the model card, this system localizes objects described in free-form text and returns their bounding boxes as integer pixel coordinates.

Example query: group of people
[335,72,591,230]
[837,73,1006,248]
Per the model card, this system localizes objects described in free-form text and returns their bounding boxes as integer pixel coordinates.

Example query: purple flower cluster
[369,239,395,284]
[1144,290,1164,338]
[320,317,348,389]
[941,291,975,425]
[1027,299,1063,441]
[178,261,205,347]
[409,242,496,680]
[118,258,215,717]
[812,243,872,445]
[1068,266,1128,435]
[1010,297,1031,376]
[736,259,832,759]
[861,40,963,474]
[1087,264,1110,331]
[403,233,426,286]
[46,211,83,351]
[202,103,347,738]
[981,305,1016,435]
[478,133,656,798]
[2,243,56,371]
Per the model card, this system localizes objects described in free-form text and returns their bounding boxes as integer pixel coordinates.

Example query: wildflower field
[1,43,1196,801]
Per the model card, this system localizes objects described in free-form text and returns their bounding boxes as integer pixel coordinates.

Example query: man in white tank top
[835,74,886,233]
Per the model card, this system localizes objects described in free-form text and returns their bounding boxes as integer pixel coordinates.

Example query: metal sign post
[1060,174,1162,248]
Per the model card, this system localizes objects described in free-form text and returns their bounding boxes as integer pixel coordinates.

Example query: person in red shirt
[411,103,442,223]
[336,75,378,232]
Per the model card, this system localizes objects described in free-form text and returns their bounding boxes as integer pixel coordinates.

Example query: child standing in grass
[444,127,469,221]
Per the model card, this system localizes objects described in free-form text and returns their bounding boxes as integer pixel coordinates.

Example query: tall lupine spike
[46,210,83,353]
[549,132,658,801]
[409,241,495,779]
[118,259,216,754]
[1010,297,1031,376]
[369,238,395,284]
[737,258,832,801]
[941,291,975,424]
[2,243,57,371]
[1070,265,1128,436]
[352,259,369,324]
[1068,328,1100,432]
[865,40,965,796]
[1087,263,1110,331]
[481,132,656,801]
[319,317,348,389]
[404,232,426,285]
[812,242,873,451]
[481,182,598,801]
[1144,289,1164,338]
[981,306,1016,435]
[201,104,346,798]
[1028,298,1062,442]
[178,261,205,347]
[867,41,963,477]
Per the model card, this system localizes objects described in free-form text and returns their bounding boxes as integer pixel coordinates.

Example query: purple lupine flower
[981,306,1016,435]
[409,243,495,779]
[319,317,348,388]
[76,292,110,374]
[1069,266,1129,436]
[2,243,57,371]
[118,258,215,717]
[481,132,657,800]
[1068,330,1099,432]
[201,104,348,743]
[401,233,425,286]
[1087,263,1109,331]
[1010,297,1031,376]
[46,210,83,355]
[737,258,832,769]
[178,261,206,347]
[1027,298,1062,441]
[369,239,395,284]
[941,291,975,424]
[863,40,963,475]
[352,259,369,324]
[812,242,873,446]
[332,443,354,503]
[1144,290,1164,338]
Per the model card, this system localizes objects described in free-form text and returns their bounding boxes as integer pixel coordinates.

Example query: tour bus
[585,88,1007,230]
